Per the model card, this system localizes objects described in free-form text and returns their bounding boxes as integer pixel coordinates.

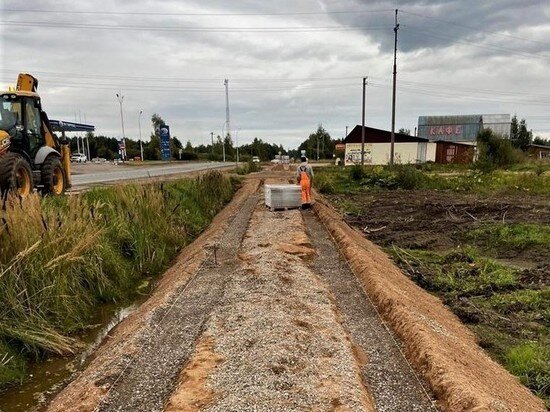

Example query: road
[70,162,233,187]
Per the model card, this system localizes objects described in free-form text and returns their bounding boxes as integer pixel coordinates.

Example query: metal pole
[345,125,348,138]
[222,123,226,162]
[210,132,214,155]
[84,113,91,161]
[116,93,126,160]
[390,9,399,166]
[75,111,80,155]
[361,77,367,165]
[139,110,144,161]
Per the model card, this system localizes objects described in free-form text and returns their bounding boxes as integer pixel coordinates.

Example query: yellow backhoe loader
[0,73,74,196]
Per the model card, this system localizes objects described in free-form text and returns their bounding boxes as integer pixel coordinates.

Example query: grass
[388,246,549,406]
[313,165,550,195]
[236,160,261,175]
[0,171,237,389]
[388,247,519,297]
[466,223,550,254]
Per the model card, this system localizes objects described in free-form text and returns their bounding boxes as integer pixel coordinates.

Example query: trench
[0,300,143,412]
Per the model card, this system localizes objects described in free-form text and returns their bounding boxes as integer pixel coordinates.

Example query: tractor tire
[41,156,66,195]
[0,152,34,197]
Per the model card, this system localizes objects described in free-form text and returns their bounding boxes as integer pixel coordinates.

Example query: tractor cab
[0,91,50,165]
[0,73,93,197]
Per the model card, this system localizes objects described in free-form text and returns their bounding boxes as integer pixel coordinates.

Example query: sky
[1,0,550,149]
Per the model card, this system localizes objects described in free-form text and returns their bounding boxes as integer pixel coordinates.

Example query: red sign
[335,144,346,151]
[429,125,463,136]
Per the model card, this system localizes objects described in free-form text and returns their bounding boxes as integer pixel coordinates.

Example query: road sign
[160,125,171,161]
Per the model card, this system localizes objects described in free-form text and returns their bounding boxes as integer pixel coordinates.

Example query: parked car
[252,156,260,163]
[71,153,87,163]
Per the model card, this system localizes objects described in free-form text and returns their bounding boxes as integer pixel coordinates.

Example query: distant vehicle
[270,158,281,164]
[92,157,107,163]
[71,153,87,163]
[252,156,260,163]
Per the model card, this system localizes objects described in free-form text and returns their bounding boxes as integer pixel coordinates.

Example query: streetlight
[138,110,144,161]
[115,93,127,160]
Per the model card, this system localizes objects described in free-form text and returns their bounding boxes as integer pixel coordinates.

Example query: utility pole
[210,132,214,155]
[317,134,320,160]
[116,93,127,160]
[75,111,81,155]
[221,123,226,163]
[361,76,367,165]
[139,110,144,161]
[224,79,230,163]
[390,9,399,166]
[345,125,348,138]
[84,113,91,161]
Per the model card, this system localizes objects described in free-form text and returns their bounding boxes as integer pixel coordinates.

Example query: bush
[349,164,366,181]
[176,151,198,161]
[476,129,522,170]
[393,165,429,190]
[315,173,336,194]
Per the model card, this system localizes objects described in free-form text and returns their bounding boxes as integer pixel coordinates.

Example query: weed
[349,164,366,181]
[0,171,235,389]
[466,224,550,254]
[315,173,336,194]
[505,342,550,402]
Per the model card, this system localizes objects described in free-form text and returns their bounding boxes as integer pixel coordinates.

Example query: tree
[533,136,550,146]
[517,119,532,151]
[398,128,411,135]
[510,115,519,145]
[298,125,334,160]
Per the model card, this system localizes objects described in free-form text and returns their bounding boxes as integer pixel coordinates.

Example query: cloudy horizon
[2,0,549,149]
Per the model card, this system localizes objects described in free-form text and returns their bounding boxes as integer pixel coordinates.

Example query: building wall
[418,114,510,143]
[426,142,437,162]
[345,143,424,165]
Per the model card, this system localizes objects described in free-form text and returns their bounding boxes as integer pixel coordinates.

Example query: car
[71,153,87,163]
[252,156,260,163]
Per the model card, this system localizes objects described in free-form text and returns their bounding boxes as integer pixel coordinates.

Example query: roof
[0,90,39,98]
[344,125,429,144]
[527,144,550,149]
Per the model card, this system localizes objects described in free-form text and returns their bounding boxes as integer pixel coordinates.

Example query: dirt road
[45,174,545,412]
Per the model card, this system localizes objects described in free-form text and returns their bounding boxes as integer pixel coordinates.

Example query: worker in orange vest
[296,156,314,208]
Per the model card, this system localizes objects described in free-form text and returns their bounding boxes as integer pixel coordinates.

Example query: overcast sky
[2,0,550,149]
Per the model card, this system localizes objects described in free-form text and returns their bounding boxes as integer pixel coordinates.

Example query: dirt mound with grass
[313,196,546,412]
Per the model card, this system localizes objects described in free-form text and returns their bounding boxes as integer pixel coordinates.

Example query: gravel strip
[194,205,374,411]
[302,209,437,412]
[96,194,259,412]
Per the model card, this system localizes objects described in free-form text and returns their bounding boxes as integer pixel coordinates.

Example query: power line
[2,8,393,17]
[400,9,549,47]
[0,21,392,32]
[0,68,365,83]
[404,27,550,62]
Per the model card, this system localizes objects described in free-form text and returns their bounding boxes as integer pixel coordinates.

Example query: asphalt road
[70,162,233,187]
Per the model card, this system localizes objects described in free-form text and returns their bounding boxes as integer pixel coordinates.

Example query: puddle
[0,303,138,412]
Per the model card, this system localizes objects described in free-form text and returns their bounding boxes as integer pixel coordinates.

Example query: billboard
[159,125,171,161]
[344,143,372,166]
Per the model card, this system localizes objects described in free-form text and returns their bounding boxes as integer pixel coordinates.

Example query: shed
[526,144,550,161]
[343,125,429,165]
[435,141,475,164]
